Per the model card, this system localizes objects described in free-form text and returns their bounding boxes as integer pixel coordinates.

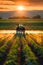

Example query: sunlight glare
[17,6,24,11]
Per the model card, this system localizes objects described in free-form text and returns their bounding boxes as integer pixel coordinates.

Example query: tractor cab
[16,24,25,37]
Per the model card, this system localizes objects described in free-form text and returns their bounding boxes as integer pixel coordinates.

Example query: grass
[0,19,43,30]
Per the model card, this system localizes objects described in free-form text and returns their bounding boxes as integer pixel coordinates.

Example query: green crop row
[21,36,39,65]
[4,36,19,65]
[0,36,13,64]
[26,35,43,64]
[0,35,11,47]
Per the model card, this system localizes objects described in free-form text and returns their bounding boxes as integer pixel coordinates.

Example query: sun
[18,6,24,11]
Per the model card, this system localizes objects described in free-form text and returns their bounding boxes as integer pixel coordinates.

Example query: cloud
[7,0,43,2]
[0,0,43,6]
[0,1,15,5]
[0,0,43,11]
[7,0,43,6]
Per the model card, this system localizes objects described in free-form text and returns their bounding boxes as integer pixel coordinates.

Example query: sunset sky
[0,0,43,11]
[0,0,43,18]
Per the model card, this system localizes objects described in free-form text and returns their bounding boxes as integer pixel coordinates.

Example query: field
[0,33,43,65]
[0,19,43,30]
[0,19,43,65]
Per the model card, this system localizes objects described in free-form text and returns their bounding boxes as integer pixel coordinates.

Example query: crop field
[0,33,43,65]
[0,19,43,30]
[0,18,43,65]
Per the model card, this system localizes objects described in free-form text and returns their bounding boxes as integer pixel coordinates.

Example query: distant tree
[8,16,30,19]
[8,17,15,19]
[0,17,2,19]
[36,15,41,18]
[32,15,41,19]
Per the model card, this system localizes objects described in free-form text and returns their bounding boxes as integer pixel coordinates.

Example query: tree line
[0,15,41,19]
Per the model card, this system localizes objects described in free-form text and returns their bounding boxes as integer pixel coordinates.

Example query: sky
[0,0,43,18]
[0,11,43,19]
[0,0,43,11]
